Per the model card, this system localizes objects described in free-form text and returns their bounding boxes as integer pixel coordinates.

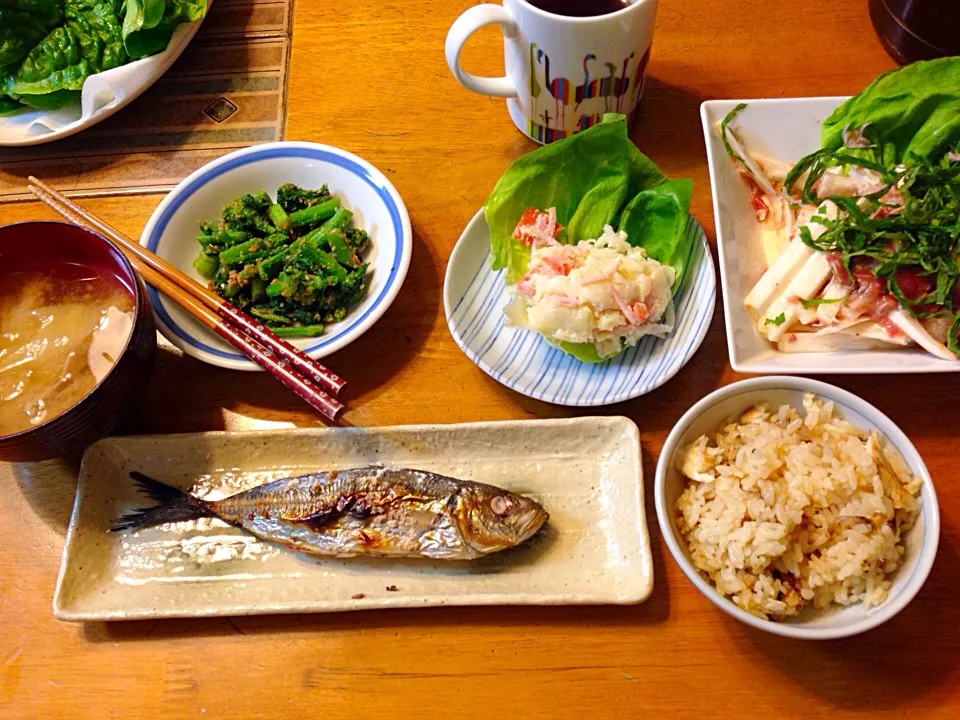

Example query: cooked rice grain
[675,393,920,620]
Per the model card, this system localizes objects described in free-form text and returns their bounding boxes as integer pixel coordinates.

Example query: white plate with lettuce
[443,115,716,407]
[0,0,207,146]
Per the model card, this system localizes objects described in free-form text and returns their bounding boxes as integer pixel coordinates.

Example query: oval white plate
[443,210,716,406]
[141,141,412,370]
[0,7,208,147]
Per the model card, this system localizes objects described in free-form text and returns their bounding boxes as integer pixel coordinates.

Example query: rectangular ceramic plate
[701,97,960,375]
[54,418,651,621]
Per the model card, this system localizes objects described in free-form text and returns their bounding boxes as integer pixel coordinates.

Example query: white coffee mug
[445,0,657,143]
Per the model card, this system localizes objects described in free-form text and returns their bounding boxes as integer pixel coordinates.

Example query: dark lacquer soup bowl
[0,222,156,461]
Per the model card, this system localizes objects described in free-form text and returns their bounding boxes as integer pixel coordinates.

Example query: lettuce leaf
[485,115,634,284]
[549,340,605,364]
[122,0,205,59]
[0,0,64,27]
[821,57,960,163]
[6,2,126,108]
[0,10,58,71]
[0,95,23,114]
[618,178,693,289]
[0,0,205,113]
[483,113,694,363]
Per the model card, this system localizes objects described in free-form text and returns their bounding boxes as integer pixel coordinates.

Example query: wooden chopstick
[27,176,346,399]
[27,183,345,422]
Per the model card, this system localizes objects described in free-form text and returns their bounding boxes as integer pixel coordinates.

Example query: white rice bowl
[655,377,940,639]
[676,393,919,620]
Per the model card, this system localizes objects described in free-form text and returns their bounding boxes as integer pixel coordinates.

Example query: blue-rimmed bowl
[140,142,412,369]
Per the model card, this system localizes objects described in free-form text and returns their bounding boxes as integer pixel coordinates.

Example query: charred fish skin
[208,467,549,561]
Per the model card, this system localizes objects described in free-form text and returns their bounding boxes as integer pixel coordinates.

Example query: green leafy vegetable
[0,8,59,71]
[624,139,666,200]
[549,340,606,364]
[0,0,63,27]
[821,57,960,163]
[485,115,637,284]
[122,0,205,59]
[277,182,332,213]
[799,152,960,327]
[4,0,127,109]
[0,96,23,114]
[0,0,204,114]
[485,113,691,288]
[195,184,372,336]
[720,102,747,161]
[618,177,694,289]
[765,313,786,326]
[799,296,843,310]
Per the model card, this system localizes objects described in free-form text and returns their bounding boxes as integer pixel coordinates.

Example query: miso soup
[0,263,134,436]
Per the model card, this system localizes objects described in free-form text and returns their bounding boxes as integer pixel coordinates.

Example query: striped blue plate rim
[445,213,716,407]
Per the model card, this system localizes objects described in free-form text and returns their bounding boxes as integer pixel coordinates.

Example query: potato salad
[504,208,675,360]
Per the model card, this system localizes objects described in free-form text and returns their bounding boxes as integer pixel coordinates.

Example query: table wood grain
[2,1,958,718]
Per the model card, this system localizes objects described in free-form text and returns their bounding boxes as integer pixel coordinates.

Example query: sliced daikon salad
[722,57,960,360]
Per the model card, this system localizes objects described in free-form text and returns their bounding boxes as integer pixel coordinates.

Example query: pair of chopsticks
[27,176,347,421]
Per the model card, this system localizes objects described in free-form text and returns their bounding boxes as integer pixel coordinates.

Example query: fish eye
[490,495,514,516]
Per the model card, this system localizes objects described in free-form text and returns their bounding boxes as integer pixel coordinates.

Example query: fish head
[453,487,549,555]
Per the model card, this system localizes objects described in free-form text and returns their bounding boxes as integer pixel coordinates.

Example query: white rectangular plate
[54,418,651,621]
[701,97,960,375]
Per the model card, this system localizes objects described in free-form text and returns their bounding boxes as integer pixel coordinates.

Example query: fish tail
[111,472,213,532]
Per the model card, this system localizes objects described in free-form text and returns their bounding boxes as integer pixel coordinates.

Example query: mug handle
[445,4,519,98]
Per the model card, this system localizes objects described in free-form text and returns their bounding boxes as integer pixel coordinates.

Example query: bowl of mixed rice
[655,376,939,639]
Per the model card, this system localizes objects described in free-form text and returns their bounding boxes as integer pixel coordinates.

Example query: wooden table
[2,1,958,717]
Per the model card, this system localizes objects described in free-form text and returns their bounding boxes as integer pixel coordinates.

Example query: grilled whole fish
[113,467,549,560]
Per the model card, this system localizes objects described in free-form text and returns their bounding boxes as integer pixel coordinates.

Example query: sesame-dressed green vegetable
[193,183,371,338]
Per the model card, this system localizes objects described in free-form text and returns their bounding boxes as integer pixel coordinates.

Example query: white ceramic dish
[701,97,960,374]
[655,376,940,640]
[443,209,715,406]
[140,141,412,369]
[0,7,208,147]
[54,417,652,621]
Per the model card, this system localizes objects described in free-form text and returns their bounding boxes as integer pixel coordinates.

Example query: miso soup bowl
[0,222,156,462]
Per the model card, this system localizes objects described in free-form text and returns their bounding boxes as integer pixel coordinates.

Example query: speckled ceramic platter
[54,418,651,621]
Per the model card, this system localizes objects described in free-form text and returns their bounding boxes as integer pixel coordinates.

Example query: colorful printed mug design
[445,0,658,144]
[527,47,651,143]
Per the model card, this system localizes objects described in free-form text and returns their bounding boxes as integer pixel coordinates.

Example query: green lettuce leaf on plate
[483,113,694,363]
[123,0,206,59]
[0,0,64,108]
[820,57,960,163]
[0,0,64,28]
[0,95,24,114]
[0,8,61,72]
[0,0,205,113]
[6,1,127,110]
[618,177,694,286]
